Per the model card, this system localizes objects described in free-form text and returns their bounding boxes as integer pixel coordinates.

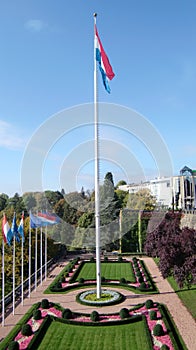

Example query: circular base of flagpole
[76,289,124,307]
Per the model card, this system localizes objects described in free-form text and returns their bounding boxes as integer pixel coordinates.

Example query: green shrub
[8,341,19,350]
[136,271,142,278]
[90,256,95,262]
[153,324,164,336]
[132,257,137,263]
[60,276,65,283]
[41,298,50,309]
[120,277,126,284]
[90,310,99,322]
[149,310,157,320]
[33,309,42,320]
[101,276,106,282]
[145,299,154,309]
[160,345,170,350]
[62,308,72,319]
[104,256,108,262]
[119,308,130,319]
[78,277,84,284]
[21,324,32,336]
[139,282,146,290]
[118,256,123,262]
[138,275,144,283]
[55,281,62,289]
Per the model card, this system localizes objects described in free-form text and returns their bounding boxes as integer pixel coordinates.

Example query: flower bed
[2,300,182,350]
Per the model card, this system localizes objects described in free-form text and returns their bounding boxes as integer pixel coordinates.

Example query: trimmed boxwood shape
[145,299,154,309]
[90,310,99,322]
[119,307,130,319]
[160,345,170,350]
[41,298,50,309]
[33,309,42,320]
[118,256,123,262]
[101,276,106,282]
[8,341,19,350]
[78,277,84,284]
[139,282,146,290]
[138,276,144,283]
[153,323,164,336]
[21,323,32,336]
[149,310,157,320]
[62,308,72,319]
[104,256,108,262]
[120,277,126,284]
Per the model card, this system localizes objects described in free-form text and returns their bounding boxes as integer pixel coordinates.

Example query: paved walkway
[0,256,195,349]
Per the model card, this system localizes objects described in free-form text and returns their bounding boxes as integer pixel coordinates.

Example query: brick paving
[0,256,195,349]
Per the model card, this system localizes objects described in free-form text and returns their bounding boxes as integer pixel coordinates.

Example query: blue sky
[0,0,196,196]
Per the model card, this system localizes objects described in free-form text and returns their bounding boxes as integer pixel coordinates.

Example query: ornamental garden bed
[1,299,187,350]
[45,257,157,294]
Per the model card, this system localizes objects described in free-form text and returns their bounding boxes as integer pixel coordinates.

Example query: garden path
[0,256,195,350]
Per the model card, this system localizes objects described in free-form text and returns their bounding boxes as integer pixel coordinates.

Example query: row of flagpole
[1,211,55,327]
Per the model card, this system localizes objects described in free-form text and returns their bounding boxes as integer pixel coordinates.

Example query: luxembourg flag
[2,214,13,245]
[95,25,115,93]
[18,213,25,242]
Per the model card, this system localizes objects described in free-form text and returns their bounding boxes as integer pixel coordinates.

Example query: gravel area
[0,256,195,349]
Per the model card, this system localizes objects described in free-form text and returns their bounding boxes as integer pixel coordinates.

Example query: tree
[0,193,9,211]
[127,189,156,211]
[144,211,196,288]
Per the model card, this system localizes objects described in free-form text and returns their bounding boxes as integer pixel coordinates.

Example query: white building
[118,166,196,210]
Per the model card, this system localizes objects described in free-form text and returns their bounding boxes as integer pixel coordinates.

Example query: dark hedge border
[0,302,40,350]
[158,304,188,350]
[2,301,188,350]
[46,258,156,295]
[138,259,157,292]
[76,290,125,307]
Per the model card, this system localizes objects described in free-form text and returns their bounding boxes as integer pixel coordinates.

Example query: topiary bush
[21,324,32,336]
[104,256,108,262]
[138,275,144,283]
[160,345,170,350]
[41,298,50,309]
[136,271,142,278]
[90,256,95,262]
[8,341,19,350]
[60,276,65,283]
[119,308,130,319]
[90,310,99,322]
[145,299,154,309]
[139,282,146,290]
[78,277,84,284]
[62,308,72,319]
[120,277,126,284]
[33,309,42,320]
[153,323,164,336]
[118,256,123,262]
[149,310,157,320]
[101,276,106,282]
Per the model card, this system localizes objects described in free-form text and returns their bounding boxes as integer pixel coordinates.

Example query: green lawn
[37,319,151,350]
[167,276,196,320]
[75,262,136,282]
[154,258,196,320]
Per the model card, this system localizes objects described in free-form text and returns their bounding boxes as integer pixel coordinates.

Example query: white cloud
[0,120,24,150]
[25,19,45,32]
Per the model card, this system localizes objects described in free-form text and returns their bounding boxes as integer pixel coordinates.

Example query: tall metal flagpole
[94,12,101,299]
[13,230,15,315]
[40,224,43,285]
[21,212,24,305]
[45,225,47,281]
[35,227,38,290]
[2,239,5,326]
[28,212,31,298]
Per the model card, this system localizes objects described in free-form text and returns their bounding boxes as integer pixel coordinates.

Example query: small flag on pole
[2,214,13,245]
[11,213,20,242]
[95,24,115,93]
[18,213,25,242]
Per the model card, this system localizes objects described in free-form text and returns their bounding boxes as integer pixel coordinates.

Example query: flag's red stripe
[95,25,115,80]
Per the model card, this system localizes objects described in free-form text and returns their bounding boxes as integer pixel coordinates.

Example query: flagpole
[28,212,31,298]
[2,239,5,326]
[35,227,37,290]
[21,212,24,305]
[12,232,15,315]
[94,12,101,299]
[45,225,47,281]
[40,225,43,285]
